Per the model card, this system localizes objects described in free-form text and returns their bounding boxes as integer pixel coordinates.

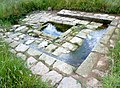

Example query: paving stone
[76,31,88,39]
[86,25,99,29]
[30,62,49,75]
[9,41,19,48]
[8,33,22,38]
[19,34,26,39]
[42,71,62,86]
[4,38,13,44]
[39,53,56,66]
[76,52,99,77]
[25,40,34,45]
[53,60,75,75]
[62,42,78,51]
[106,26,116,35]
[100,34,111,45]
[17,53,27,60]
[38,41,48,48]
[15,43,29,52]
[9,49,17,54]
[15,26,28,32]
[70,37,83,46]
[90,22,103,27]
[27,48,42,57]
[26,57,37,68]
[57,77,81,88]
[92,43,109,54]
[78,20,90,25]
[45,44,57,52]
[86,77,101,88]
[14,37,20,41]
[52,47,70,56]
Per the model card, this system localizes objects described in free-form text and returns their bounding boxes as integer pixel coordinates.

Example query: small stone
[17,53,27,60]
[62,42,78,51]
[15,43,29,52]
[48,7,52,11]
[14,37,20,41]
[26,57,37,68]
[39,53,56,66]
[42,71,62,86]
[70,37,83,46]
[9,41,19,48]
[45,44,57,52]
[27,48,42,57]
[86,77,101,88]
[53,60,75,75]
[52,47,70,56]
[58,77,81,88]
[38,41,48,48]
[25,40,34,45]
[96,56,109,71]
[30,62,49,75]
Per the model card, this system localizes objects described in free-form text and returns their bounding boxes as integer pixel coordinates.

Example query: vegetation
[0,0,120,26]
[0,38,50,88]
[102,31,120,88]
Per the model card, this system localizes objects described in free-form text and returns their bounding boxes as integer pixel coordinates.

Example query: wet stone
[42,71,62,86]
[52,47,70,56]
[15,43,29,52]
[26,57,37,68]
[53,60,75,75]
[62,42,78,51]
[70,37,83,46]
[39,53,56,66]
[57,77,81,88]
[30,62,49,76]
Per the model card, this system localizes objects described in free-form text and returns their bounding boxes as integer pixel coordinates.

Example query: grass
[0,38,50,88]
[0,0,120,27]
[102,31,120,88]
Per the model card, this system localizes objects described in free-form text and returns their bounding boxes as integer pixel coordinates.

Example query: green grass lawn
[0,38,50,88]
[102,31,120,88]
[0,0,120,26]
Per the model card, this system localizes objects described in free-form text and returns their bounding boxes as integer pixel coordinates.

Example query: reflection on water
[42,23,63,37]
[58,29,107,67]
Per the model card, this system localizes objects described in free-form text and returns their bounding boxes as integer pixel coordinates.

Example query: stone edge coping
[57,9,120,24]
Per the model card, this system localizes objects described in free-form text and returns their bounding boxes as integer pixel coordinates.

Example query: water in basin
[58,29,107,67]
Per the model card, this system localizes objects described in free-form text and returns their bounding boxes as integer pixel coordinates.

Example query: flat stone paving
[1,9,120,88]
